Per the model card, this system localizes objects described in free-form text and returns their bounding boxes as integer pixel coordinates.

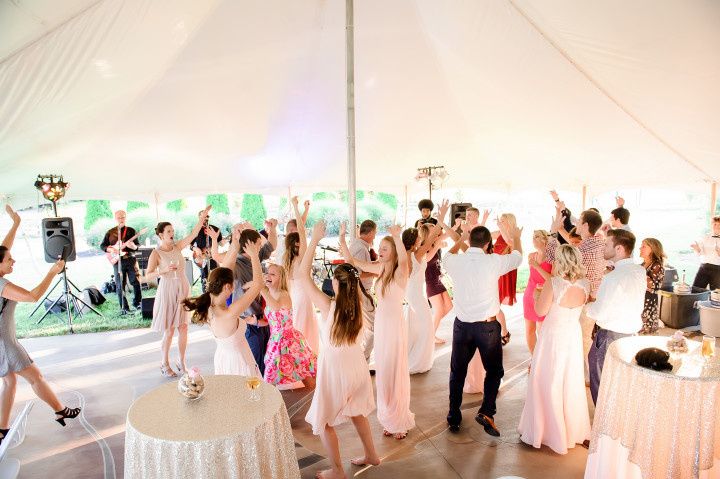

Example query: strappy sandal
[55,406,81,427]
[161,364,177,378]
[175,361,187,376]
[501,331,511,346]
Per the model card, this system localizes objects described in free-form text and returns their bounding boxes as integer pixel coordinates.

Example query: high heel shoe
[55,406,81,427]
[0,428,9,446]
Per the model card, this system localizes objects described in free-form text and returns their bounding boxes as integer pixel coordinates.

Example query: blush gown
[375,279,415,434]
[305,303,375,435]
[518,277,591,454]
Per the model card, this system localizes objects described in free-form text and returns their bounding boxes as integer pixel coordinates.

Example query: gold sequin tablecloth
[585,336,720,479]
[124,375,300,479]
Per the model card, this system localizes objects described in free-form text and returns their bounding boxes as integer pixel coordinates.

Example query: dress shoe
[448,424,460,433]
[475,413,500,437]
[369,369,376,376]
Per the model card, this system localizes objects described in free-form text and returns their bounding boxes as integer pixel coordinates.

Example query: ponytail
[182,292,212,324]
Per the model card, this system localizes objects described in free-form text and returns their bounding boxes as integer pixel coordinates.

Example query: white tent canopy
[1,0,718,205]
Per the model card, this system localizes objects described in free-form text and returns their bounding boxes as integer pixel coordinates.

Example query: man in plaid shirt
[546,208,606,380]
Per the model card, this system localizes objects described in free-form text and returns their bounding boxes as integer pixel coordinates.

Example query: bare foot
[383,429,393,437]
[315,468,346,479]
[434,336,446,344]
[351,456,381,466]
[394,431,408,440]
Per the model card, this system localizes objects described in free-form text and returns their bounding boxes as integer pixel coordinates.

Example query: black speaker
[450,203,472,227]
[41,217,76,263]
[141,297,155,319]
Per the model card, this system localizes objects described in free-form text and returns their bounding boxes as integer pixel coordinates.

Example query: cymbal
[318,244,339,252]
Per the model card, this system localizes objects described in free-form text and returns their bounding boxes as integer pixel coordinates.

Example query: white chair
[0,401,34,479]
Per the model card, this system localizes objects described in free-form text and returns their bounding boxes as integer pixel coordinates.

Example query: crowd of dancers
[1,194,719,479]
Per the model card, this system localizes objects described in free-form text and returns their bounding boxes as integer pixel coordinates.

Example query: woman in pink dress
[518,244,591,454]
[284,196,319,352]
[261,262,317,389]
[299,221,380,479]
[182,238,264,377]
[341,223,415,440]
[523,230,552,356]
[146,205,211,378]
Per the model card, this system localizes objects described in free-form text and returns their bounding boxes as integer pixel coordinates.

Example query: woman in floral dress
[261,262,317,389]
[639,238,665,334]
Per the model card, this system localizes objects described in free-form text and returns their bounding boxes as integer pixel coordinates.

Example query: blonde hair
[533,229,549,243]
[267,263,289,293]
[553,244,585,282]
[378,236,399,297]
[500,213,517,229]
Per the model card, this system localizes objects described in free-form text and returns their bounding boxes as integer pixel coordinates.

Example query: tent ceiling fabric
[0,0,718,205]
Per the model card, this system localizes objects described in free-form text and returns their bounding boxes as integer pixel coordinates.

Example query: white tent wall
[1,0,718,206]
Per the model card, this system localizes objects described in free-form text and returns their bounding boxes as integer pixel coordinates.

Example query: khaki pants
[361,293,375,361]
[580,305,596,381]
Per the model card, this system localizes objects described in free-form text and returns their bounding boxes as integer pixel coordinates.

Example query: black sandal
[501,332,511,346]
[55,406,81,427]
[0,428,9,446]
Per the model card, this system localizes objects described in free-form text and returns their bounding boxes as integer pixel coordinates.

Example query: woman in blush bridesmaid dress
[341,223,415,440]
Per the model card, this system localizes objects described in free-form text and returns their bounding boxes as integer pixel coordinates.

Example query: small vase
[178,372,205,400]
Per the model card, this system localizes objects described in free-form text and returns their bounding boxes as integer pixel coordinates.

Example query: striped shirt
[546,235,606,298]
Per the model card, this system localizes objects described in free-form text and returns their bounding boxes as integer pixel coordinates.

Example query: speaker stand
[30,268,104,332]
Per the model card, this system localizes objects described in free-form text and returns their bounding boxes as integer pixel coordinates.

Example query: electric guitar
[106,228,148,265]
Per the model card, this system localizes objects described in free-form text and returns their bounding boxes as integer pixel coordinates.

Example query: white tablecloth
[124,375,300,479]
[585,336,720,479]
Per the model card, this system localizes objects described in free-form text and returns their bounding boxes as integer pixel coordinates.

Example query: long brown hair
[331,263,373,347]
[182,267,234,324]
[378,236,399,296]
[283,232,300,274]
[642,238,666,266]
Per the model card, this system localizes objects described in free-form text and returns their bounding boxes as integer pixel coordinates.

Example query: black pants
[693,263,720,290]
[246,323,271,377]
[447,318,504,425]
[199,259,218,292]
[114,258,142,310]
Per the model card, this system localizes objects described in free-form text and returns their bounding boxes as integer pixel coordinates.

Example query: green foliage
[312,192,335,201]
[84,200,113,231]
[206,194,230,214]
[85,217,117,249]
[376,192,397,210]
[127,201,149,212]
[339,190,364,202]
[241,194,267,229]
[125,211,158,244]
[166,199,186,212]
[306,199,348,235]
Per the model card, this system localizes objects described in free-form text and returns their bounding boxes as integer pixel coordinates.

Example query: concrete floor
[8,304,637,478]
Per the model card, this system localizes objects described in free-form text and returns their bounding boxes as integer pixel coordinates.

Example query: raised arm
[301,200,310,226]
[1,260,64,302]
[292,197,308,259]
[178,205,212,250]
[534,276,554,317]
[338,223,383,275]
[227,240,264,318]
[415,223,442,260]
[298,221,332,317]
[389,225,409,286]
[207,227,227,263]
[220,228,241,269]
[448,221,470,254]
[2,205,21,250]
[264,218,278,250]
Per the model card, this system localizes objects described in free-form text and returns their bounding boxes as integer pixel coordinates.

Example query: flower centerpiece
[667,331,688,354]
[178,366,205,399]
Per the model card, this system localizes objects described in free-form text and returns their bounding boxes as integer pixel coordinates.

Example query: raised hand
[616,196,625,207]
[5,205,20,224]
[303,200,310,211]
[243,239,260,258]
[437,199,450,222]
[200,205,212,223]
[205,227,219,241]
[311,221,326,241]
[291,196,299,207]
[264,218,278,230]
[482,209,491,224]
[550,190,559,202]
[388,224,402,237]
[528,252,539,268]
[339,222,347,237]
[50,259,66,275]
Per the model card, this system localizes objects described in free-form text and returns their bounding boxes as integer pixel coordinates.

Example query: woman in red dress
[492,213,518,345]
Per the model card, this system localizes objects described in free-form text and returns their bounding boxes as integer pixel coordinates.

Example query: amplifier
[141,297,155,319]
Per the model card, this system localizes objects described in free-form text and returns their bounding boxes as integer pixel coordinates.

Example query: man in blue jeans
[586,229,645,403]
[443,212,523,436]
[230,223,277,376]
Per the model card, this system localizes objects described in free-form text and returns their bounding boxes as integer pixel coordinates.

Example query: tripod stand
[29,265,104,332]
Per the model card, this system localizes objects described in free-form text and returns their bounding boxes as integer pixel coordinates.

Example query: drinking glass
[702,336,716,361]
[169,259,179,279]
[246,365,262,402]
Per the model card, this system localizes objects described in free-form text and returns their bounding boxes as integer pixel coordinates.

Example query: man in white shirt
[586,229,645,404]
[443,220,523,436]
[349,220,378,365]
[691,215,720,290]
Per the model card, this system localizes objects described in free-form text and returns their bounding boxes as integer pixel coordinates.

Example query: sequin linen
[124,375,300,478]
[589,337,720,479]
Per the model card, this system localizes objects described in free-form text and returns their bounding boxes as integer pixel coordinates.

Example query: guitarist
[100,210,143,314]
[190,209,222,292]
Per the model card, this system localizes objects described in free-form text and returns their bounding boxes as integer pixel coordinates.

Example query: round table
[585,336,720,479]
[124,375,300,479]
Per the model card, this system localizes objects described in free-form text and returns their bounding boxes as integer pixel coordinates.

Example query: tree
[84,200,113,230]
[206,194,230,214]
[240,194,267,229]
[127,201,149,212]
[166,199,186,212]
[376,192,397,210]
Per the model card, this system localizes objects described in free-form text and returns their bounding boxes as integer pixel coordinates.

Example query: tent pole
[711,181,718,217]
[404,184,409,227]
[582,184,588,211]
[346,0,357,239]
[153,192,160,221]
